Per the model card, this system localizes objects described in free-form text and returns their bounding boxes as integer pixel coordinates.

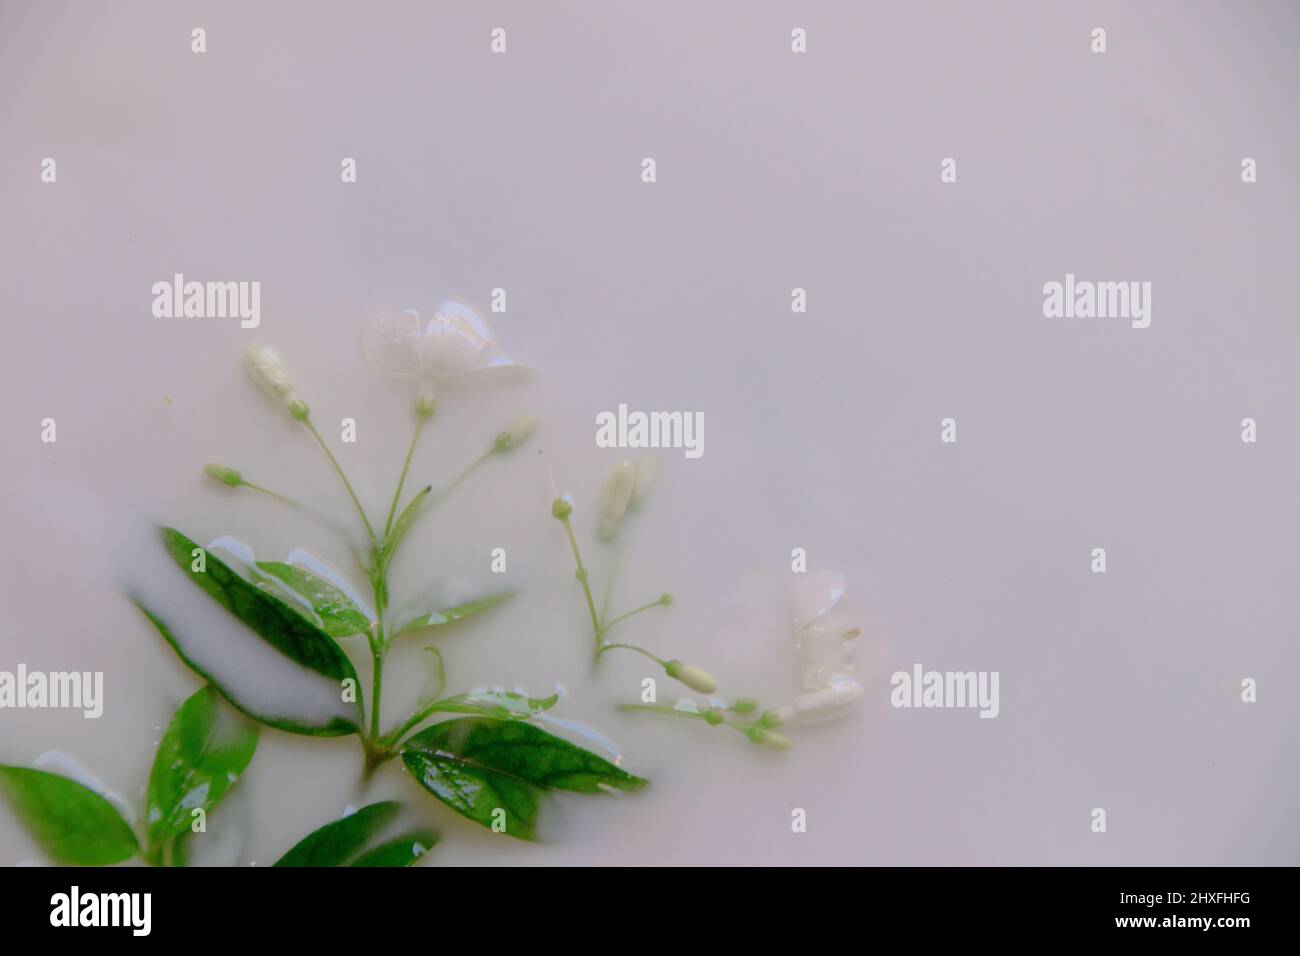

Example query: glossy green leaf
[350,830,438,867]
[395,591,513,637]
[0,766,138,865]
[145,686,259,858]
[145,527,364,735]
[255,561,371,638]
[273,801,435,867]
[400,717,647,841]
[134,599,361,737]
[419,689,561,721]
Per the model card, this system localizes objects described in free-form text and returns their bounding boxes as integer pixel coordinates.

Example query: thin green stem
[241,481,303,508]
[599,544,622,626]
[601,598,667,636]
[304,418,378,545]
[598,642,666,667]
[430,449,493,508]
[384,416,427,538]
[559,516,601,652]
[618,703,704,721]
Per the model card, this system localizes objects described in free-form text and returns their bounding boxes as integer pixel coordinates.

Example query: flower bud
[776,676,863,726]
[730,697,759,716]
[598,461,636,540]
[664,659,717,694]
[703,707,725,726]
[746,726,793,750]
[245,344,308,418]
[203,464,242,487]
[551,496,573,520]
[658,592,674,606]
[494,414,538,453]
[760,708,783,727]
[415,382,437,418]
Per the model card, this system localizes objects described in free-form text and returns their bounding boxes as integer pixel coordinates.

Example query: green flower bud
[760,708,783,727]
[203,464,242,487]
[415,383,436,418]
[659,592,674,606]
[551,496,573,520]
[289,398,310,420]
[703,707,725,726]
[494,414,538,453]
[731,697,759,716]
[746,726,793,750]
[664,659,717,695]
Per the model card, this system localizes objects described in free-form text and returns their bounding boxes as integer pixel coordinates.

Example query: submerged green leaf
[395,591,513,637]
[145,686,259,858]
[401,717,646,841]
[145,528,364,735]
[0,766,138,865]
[418,689,561,722]
[273,801,436,867]
[255,561,371,638]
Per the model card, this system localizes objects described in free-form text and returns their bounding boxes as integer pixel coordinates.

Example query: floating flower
[361,300,527,412]
[790,570,859,691]
[777,570,864,724]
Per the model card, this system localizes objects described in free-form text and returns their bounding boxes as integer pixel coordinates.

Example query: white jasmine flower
[790,570,858,690]
[361,300,527,410]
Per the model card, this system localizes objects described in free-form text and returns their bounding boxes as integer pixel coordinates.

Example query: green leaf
[0,766,138,865]
[143,527,364,736]
[395,591,513,637]
[418,689,561,721]
[145,686,259,858]
[400,718,647,841]
[384,485,431,560]
[254,561,371,638]
[350,830,439,867]
[273,801,436,867]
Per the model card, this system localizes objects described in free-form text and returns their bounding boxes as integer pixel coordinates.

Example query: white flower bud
[493,414,538,453]
[664,659,717,695]
[245,344,308,418]
[774,675,863,725]
[629,458,658,509]
[598,460,636,540]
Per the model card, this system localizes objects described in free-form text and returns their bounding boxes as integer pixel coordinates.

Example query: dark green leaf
[0,766,138,865]
[419,689,560,721]
[395,591,513,637]
[273,801,435,867]
[401,718,646,841]
[145,686,259,856]
[254,561,371,638]
[133,599,361,737]
[350,830,438,867]
[142,527,364,735]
